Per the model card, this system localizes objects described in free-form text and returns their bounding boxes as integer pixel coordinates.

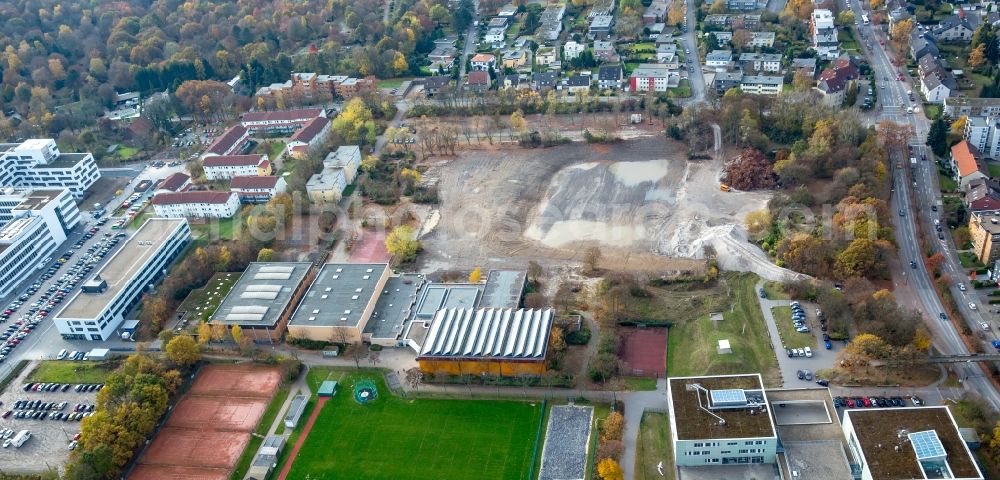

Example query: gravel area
[0,362,99,474]
[539,405,594,480]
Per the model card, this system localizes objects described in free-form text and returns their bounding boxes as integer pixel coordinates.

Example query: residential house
[151,191,241,219]
[964,177,1000,212]
[240,108,326,135]
[202,125,250,158]
[921,68,958,104]
[428,45,458,66]
[738,53,782,73]
[791,57,817,77]
[643,1,667,24]
[589,15,614,39]
[629,64,678,92]
[467,71,491,92]
[305,166,348,203]
[704,14,732,28]
[713,72,744,94]
[564,41,586,60]
[565,74,592,93]
[497,3,518,17]
[533,72,559,91]
[726,0,764,10]
[814,57,860,106]
[946,97,1000,118]
[285,116,331,158]
[538,4,566,43]
[497,73,530,90]
[953,140,989,192]
[748,32,776,48]
[810,9,840,59]
[485,27,507,45]
[910,32,939,61]
[932,12,975,42]
[324,146,361,184]
[598,65,624,90]
[471,54,496,71]
[230,176,287,204]
[594,41,619,62]
[157,173,191,194]
[712,32,733,46]
[962,116,1000,158]
[488,17,509,29]
[971,209,1000,263]
[706,50,733,69]
[536,47,558,67]
[656,44,678,63]
[740,75,783,95]
[202,155,271,181]
[422,76,453,96]
[503,49,531,70]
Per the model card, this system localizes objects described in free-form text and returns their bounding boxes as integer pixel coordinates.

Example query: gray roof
[533,72,558,87]
[567,74,591,87]
[362,274,422,340]
[287,263,389,328]
[707,50,733,61]
[590,14,613,29]
[742,75,783,86]
[738,53,782,62]
[211,262,312,327]
[480,270,527,308]
[599,65,623,81]
[414,283,484,319]
[417,308,554,360]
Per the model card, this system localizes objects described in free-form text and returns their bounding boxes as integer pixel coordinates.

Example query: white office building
[0,189,81,298]
[0,139,100,198]
[811,9,840,59]
[54,218,191,341]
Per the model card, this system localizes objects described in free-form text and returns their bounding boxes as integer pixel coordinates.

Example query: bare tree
[405,367,423,390]
[584,246,603,273]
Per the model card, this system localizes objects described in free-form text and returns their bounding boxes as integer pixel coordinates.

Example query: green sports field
[287,372,542,480]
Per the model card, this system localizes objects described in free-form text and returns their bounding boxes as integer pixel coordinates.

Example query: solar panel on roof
[710,389,748,406]
[909,430,947,460]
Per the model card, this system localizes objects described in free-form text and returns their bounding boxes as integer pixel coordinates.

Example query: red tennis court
[620,327,667,377]
[188,364,281,398]
[130,364,280,480]
[167,396,268,431]
[349,230,389,262]
[129,465,229,480]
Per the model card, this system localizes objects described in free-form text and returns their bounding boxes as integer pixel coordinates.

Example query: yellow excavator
[719,183,731,192]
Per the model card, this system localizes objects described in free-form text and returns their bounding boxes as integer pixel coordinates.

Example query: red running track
[277,397,329,480]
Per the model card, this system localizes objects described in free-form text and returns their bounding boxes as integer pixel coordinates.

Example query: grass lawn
[666,273,780,386]
[623,376,658,391]
[27,360,117,384]
[256,141,286,160]
[762,281,789,300]
[635,412,673,480]
[128,211,153,230]
[988,162,1000,178]
[116,146,139,160]
[939,173,958,193]
[772,306,817,349]
[176,272,240,322]
[189,216,238,240]
[230,386,291,480]
[287,368,543,480]
[923,104,942,120]
[377,77,414,89]
[959,251,986,270]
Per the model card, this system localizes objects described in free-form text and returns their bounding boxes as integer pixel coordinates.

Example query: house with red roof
[151,191,241,218]
[202,154,271,181]
[285,116,331,158]
[240,108,326,135]
[203,125,250,158]
[157,172,191,194]
[951,140,988,191]
[230,175,287,204]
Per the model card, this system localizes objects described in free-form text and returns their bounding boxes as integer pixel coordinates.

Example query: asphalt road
[682,0,706,102]
[847,1,1000,410]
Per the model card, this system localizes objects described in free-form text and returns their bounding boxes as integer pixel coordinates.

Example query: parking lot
[0,362,99,474]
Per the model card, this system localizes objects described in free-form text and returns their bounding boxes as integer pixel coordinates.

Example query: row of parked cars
[22,383,102,393]
[834,395,923,409]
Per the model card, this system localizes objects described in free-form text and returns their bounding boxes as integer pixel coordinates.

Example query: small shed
[318,381,338,397]
[717,339,732,355]
[284,395,308,429]
[709,313,724,322]
[960,427,981,449]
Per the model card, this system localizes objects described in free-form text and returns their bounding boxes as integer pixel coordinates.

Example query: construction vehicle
[719,183,731,192]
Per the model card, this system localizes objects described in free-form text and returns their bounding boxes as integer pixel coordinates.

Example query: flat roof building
[481,270,526,308]
[362,274,422,346]
[286,263,391,343]
[210,262,313,343]
[416,308,554,376]
[843,407,983,480]
[667,374,778,467]
[0,139,100,198]
[55,218,191,341]
[0,188,81,298]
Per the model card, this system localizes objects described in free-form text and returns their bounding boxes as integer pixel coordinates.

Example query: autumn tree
[725,148,776,190]
[165,335,201,366]
[196,322,212,345]
[210,323,227,342]
[257,248,276,262]
[469,267,483,283]
[385,225,421,262]
[510,109,527,133]
[970,44,987,70]
[597,458,624,480]
[870,0,884,8]
[231,325,244,345]
[745,209,773,238]
[891,18,914,48]
[835,238,880,278]
[952,115,968,134]
[527,260,544,283]
[667,0,686,25]
[601,411,625,441]
[836,10,855,26]
[332,98,377,145]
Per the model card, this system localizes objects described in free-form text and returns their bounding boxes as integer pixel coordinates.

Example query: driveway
[755,280,839,386]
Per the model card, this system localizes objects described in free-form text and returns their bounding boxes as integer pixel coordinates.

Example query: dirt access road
[418,132,797,280]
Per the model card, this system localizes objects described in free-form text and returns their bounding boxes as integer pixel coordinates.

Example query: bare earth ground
[417,133,795,281]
